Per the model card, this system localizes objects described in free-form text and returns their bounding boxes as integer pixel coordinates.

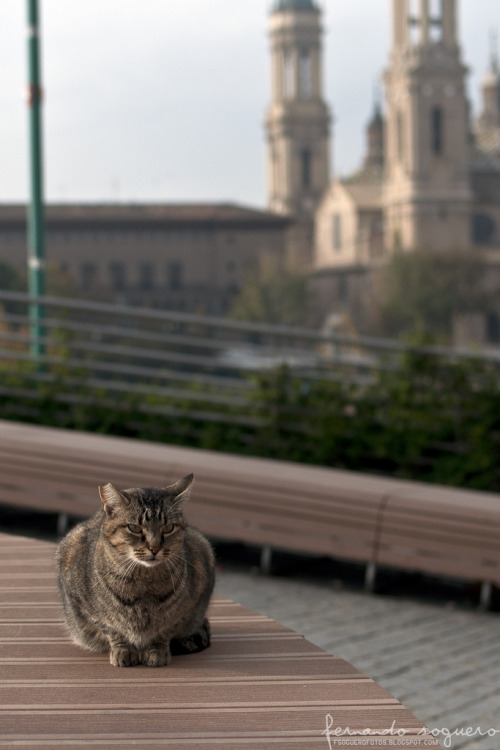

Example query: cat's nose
[150,547,160,556]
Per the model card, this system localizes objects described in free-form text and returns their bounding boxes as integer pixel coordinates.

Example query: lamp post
[26,0,46,360]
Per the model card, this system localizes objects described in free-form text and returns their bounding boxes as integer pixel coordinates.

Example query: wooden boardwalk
[0,532,440,748]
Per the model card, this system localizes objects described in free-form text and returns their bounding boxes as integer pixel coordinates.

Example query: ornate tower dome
[265,0,331,219]
[274,0,317,10]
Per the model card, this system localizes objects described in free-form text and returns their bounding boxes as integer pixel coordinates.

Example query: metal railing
[0,290,499,429]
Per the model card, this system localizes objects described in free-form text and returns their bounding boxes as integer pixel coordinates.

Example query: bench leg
[57,513,69,537]
[260,546,273,575]
[479,581,492,611]
[365,562,377,593]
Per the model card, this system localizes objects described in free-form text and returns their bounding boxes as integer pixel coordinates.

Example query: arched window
[332,214,342,252]
[283,50,294,99]
[408,0,419,45]
[472,213,496,245]
[431,107,443,155]
[429,0,443,42]
[299,49,312,99]
[301,149,312,189]
[396,111,404,161]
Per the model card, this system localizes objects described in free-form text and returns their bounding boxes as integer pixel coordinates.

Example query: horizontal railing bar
[0,386,265,427]
[0,312,274,355]
[3,291,500,369]
[4,290,499,361]
[0,327,332,371]
[0,366,252,408]
[69,377,251,407]
[0,331,245,370]
[0,290,340,340]
[0,342,379,389]
[0,312,374,370]
[0,350,254,392]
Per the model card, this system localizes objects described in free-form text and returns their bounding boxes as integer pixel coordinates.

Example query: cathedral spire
[384,0,471,252]
[489,29,499,74]
[265,0,331,218]
[361,86,385,175]
[476,29,500,150]
[392,0,458,51]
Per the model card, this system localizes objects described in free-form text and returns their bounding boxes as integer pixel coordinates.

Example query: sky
[0,1,498,208]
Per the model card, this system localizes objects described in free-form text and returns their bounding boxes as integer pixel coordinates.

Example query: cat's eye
[127,524,142,535]
[162,523,176,535]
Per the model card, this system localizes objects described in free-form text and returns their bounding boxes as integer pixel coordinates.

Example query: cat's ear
[98,483,130,515]
[168,473,194,503]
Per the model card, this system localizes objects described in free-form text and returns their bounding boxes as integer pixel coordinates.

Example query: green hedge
[251,351,500,491]
[1,349,500,491]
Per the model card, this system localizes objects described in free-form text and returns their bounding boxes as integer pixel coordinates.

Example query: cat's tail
[170,618,211,656]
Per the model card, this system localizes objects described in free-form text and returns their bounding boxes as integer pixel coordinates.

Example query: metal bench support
[479,581,492,610]
[365,562,377,592]
[260,545,273,575]
[57,512,69,537]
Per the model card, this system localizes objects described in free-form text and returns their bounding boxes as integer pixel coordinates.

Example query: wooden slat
[0,532,439,748]
[376,490,500,583]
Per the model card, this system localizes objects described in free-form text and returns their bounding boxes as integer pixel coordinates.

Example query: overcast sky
[0,1,498,207]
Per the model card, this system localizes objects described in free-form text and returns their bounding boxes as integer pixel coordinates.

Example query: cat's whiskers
[173,552,203,577]
[113,555,140,595]
[165,557,178,593]
[164,554,186,595]
[165,553,191,596]
[166,494,187,517]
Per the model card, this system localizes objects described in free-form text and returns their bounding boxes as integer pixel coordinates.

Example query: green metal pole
[26,0,46,360]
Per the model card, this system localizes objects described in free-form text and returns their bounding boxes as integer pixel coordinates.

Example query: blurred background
[1,5,500,746]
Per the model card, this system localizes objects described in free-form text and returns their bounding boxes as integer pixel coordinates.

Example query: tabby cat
[55,473,215,667]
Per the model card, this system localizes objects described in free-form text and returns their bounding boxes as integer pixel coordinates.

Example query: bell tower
[477,32,500,134]
[265,0,331,219]
[383,0,472,252]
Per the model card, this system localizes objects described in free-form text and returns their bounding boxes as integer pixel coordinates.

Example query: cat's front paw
[109,646,140,667]
[143,646,171,667]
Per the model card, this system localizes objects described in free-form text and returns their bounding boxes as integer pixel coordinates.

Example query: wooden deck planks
[0,532,440,748]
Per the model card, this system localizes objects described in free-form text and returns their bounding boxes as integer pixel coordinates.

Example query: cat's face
[98,475,193,569]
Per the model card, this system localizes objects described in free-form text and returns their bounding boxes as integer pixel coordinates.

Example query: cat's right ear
[98,483,129,515]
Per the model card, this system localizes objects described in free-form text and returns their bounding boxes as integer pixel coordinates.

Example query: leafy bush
[1,348,500,491]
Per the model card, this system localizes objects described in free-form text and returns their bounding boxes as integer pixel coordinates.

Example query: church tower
[478,34,500,131]
[476,33,500,158]
[265,0,331,219]
[383,0,472,252]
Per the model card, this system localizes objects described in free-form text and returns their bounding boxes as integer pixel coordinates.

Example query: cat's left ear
[98,483,130,515]
[167,473,194,503]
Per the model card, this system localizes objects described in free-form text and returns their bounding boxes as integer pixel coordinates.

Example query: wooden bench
[0,419,393,569]
[0,531,440,748]
[1,419,500,607]
[374,484,500,608]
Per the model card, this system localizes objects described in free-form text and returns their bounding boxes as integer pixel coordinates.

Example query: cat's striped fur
[55,474,215,667]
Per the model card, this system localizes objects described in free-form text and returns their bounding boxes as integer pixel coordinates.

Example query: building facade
[313,0,500,281]
[0,204,290,314]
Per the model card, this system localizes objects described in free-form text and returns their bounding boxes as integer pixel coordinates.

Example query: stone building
[0,203,290,314]
[313,0,500,296]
